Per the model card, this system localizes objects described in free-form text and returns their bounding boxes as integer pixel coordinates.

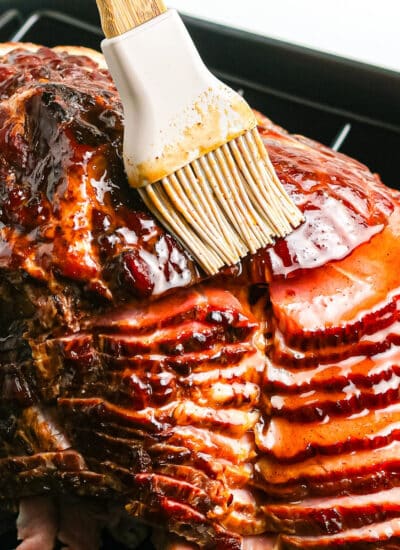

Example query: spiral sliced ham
[1,43,400,550]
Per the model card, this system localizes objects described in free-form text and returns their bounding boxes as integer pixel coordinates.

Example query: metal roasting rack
[5,8,359,147]
[0,3,399,549]
[0,9,385,151]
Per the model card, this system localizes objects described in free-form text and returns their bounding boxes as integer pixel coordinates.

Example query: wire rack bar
[331,123,352,151]
[1,8,360,154]
[0,9,23,31]
[3,8,357,153]
[10,9,103,42]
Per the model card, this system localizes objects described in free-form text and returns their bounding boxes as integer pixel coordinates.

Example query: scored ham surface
[1,44,400,549]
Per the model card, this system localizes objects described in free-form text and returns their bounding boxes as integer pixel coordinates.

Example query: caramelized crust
[0,46,394,309]
[1,44,400,550]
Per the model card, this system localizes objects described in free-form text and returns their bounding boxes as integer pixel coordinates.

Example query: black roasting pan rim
[0,1,399,549]
[0,0,399,130]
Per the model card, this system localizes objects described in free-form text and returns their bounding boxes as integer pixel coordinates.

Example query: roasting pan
[0,1,399,548]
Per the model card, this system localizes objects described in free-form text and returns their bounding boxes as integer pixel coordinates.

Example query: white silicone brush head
[97,2,304,274]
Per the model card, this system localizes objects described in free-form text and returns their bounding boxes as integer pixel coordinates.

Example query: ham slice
[281,517,400,549]
[263,487,400,535]
[256,402,400,462]
[2,43,400,550]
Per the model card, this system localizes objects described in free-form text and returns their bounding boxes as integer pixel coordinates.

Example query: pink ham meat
[17,497,57,550]
[2,44,400,549]
[251,205,400,547]
[16,496,104,550]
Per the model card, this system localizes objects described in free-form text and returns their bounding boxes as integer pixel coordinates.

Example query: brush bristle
[97,0,167,38]
[139,128,304,275]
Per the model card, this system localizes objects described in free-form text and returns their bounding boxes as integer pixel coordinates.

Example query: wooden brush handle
[128,0,167,26]
[97,0,167,38]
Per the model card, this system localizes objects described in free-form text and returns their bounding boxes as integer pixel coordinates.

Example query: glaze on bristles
[140,129,304,275]
[96,0,304,275]
[97,0,167,37]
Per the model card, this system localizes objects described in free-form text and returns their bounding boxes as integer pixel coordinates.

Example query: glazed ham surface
[1,44,400,549]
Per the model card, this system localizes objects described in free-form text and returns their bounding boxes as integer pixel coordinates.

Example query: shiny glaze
[2,46,400,550]
[247,203,400,546]
[254,113,394,280]
[53,286,265,548]
[0,48,395,309]
[0,47,198,301]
